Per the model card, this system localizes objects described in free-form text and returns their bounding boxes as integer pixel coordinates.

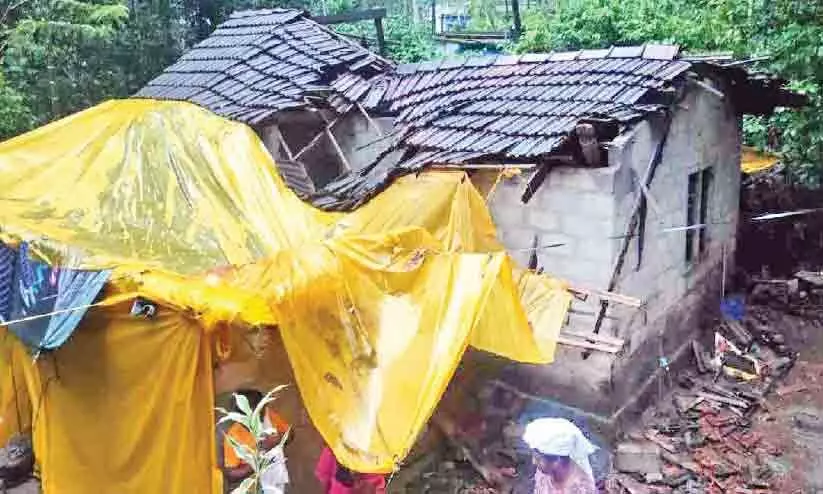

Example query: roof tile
[138,8,392,124]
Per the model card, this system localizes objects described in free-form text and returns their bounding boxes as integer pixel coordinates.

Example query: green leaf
[233,392,254,417]
[226,435,258,473]
[230,476,257,494]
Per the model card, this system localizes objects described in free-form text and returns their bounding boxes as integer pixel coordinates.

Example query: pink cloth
[315,447,386,494]
[534,467,595,494]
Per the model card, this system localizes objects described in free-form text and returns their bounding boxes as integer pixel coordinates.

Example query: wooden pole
[587,113,673,352]
[511,0,522,40]
[374,17,387,57]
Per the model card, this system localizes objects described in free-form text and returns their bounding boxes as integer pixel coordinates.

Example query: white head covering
[523,418,598,479]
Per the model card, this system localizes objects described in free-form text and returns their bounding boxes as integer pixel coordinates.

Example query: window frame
[685,167,713,265]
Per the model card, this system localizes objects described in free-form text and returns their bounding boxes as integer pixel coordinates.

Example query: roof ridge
[393,44,682,76]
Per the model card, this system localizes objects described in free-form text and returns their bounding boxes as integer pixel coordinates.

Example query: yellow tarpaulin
[0,99,571,486]
[742,145,780,174]
[0,304,218,494]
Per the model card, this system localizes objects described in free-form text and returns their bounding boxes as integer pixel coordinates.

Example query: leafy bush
[512,0,823,186]
[217,386,290,494]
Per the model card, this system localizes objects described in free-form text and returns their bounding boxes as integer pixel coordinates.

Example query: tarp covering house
[0,99,571,492]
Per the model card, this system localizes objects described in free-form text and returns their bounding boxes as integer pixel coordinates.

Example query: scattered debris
[607,298,799,493]
[615,443,663,474]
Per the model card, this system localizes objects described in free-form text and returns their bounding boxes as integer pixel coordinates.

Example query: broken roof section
[136,9,391,125]
[343,45,690,160]
[313,45,805,210]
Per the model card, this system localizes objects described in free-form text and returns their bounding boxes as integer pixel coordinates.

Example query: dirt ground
[746,309,823,493]
[629,305,823,494]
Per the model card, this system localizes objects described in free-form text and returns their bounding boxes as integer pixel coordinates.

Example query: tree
[513,0,823,185]
[2,0,129,130]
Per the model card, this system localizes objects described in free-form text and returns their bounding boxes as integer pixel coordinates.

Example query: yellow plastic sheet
[742,146,780,174]
[0,99,571,480]
[1,304,218,494]
[0,99,328,272]
[0,331,31,447]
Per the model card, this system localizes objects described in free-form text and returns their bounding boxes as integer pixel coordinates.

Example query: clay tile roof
[136,8,392,125]
[351,45,689,164]
[311,44,805,211]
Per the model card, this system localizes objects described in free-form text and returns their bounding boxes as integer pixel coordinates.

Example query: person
[522,418,597,494]
[315,445,386,494]
[221,389,291,494]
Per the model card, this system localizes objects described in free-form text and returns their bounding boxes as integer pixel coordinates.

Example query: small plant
[216,385,290,494]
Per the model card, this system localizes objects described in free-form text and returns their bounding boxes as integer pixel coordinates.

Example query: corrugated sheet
[137,9,391,125]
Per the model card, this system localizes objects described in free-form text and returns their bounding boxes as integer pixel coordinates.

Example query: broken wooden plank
[556,336,621,353]
[569,286,643,308]
[562,330,625,347]
[697,391,750,409]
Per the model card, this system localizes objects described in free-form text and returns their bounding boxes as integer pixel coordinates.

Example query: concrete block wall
[485,161,626,413]
[492,82,742,416]
[606,82,741,407]
[486,166,619,290]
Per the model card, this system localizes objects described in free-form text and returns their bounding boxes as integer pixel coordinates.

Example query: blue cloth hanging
[0,243,15,322]
[7,243,110,351]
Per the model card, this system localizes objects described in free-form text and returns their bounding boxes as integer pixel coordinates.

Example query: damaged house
[138,9,804,419]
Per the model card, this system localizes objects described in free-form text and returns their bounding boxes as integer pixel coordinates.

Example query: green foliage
[467,0,505,31]
[513,0,823,186]
[216,386,289,494]
[0,78,34,137]
[333,15,439,63]
[382,15,439,63]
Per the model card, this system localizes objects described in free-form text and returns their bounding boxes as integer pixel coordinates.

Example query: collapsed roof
[314,46,804,210]
[136,9,805,211]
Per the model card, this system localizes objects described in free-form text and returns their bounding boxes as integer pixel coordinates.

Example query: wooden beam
[317,111,352,172]
[312,8,386,24]
[635,175,662,215]
[356,103,384,137]
[587,113,673,354]
[327,128,352,171]
[568,285,643,308]
[689,77,725,99]
[293,117,341,160]
[556,336,621,354]
[430,163,538,170]
[271,125,295,161]
[520,163,553,203]
[561,330,625,348]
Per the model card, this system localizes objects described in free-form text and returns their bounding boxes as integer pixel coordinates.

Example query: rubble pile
[609,307,799,494]
[391,381,610,494]
[749,270,823,319]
